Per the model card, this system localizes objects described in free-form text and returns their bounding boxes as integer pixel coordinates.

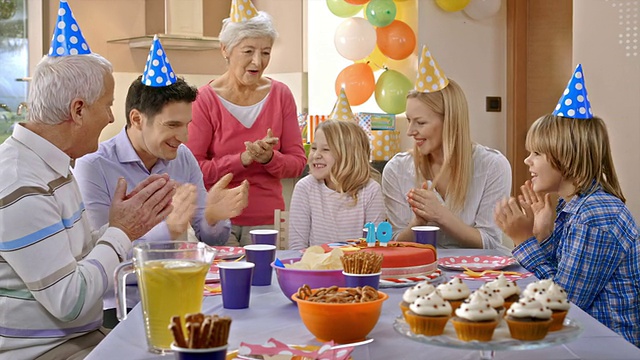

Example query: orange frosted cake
[321,240,437,278]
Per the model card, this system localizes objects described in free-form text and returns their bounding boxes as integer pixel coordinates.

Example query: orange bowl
[291,288,388,344]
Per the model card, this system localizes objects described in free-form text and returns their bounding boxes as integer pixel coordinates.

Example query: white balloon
[463,0,501,20]
[334,17,376,61]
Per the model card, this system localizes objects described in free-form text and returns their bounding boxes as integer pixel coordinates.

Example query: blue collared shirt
[513,186,640,346]
[73,128,231,247]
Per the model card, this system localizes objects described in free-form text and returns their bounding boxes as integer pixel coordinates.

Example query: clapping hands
[241,129,279,165]
[205,173,249,224]
[494,180,557,246]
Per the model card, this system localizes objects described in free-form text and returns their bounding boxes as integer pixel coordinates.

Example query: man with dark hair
[74,74,249,325]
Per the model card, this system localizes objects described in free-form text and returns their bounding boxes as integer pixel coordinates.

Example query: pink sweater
[187,79,306,226]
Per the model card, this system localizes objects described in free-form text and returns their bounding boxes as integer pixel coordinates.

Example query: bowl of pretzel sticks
[169,313,232,360]
[341,251,384,290]
[291,284,388,344]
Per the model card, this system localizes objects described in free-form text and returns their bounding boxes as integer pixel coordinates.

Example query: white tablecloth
[86,249,640,359]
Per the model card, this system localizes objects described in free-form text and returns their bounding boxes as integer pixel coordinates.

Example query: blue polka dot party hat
[230,0,259,23]
[553,64,593,119]
[415,44,449,93]
[142,35,177,87]
[48,0,91,57]
[329,88,355,121]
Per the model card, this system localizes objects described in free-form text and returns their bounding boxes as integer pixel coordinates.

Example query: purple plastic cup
[170,344,227,360]
[342,271,382,290]
[411,226,439,247]
[217,262,254,309]
[243,244,276,286]
[250,229,279,246]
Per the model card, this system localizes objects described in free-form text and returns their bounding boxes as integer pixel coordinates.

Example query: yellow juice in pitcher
[136,259,209,350]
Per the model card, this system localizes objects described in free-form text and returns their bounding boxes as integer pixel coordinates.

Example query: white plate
[438,256,517,271]
[393,316,583,351]
[379,269,444,288]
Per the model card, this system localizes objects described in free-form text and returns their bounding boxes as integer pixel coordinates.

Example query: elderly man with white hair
[0,2,175,359]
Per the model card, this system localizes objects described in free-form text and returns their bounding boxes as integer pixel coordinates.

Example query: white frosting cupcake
[522,278,554,298]
[409,290,452,316]
[485,274,521,300]
[402,282,436,304]
[436,278,471,301]
[534,283,570,311]
[455,292,498,321]
[476,285,505,310]
[507,298,553,319]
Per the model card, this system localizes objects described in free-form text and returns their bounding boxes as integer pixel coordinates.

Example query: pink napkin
[238,338,353,360]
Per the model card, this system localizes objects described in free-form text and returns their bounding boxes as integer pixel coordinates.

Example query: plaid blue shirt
[513,187,640,347]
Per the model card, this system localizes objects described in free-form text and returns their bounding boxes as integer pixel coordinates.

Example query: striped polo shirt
[0,124,131,359]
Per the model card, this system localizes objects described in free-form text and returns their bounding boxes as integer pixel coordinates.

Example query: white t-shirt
[288,176,387,250]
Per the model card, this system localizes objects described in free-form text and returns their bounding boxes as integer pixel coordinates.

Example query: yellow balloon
[364,45,388,71]
[435,0,470,12]
[395,0,417,27]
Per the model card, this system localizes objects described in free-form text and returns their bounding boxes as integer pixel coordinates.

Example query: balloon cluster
[330,0,416,114]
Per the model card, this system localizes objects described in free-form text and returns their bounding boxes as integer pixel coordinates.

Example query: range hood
[108,0,220,51]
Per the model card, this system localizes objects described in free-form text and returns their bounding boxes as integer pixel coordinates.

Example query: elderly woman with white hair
[186,1,306,247]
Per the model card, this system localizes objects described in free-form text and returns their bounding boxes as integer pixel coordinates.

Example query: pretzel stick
[168,316,188,348]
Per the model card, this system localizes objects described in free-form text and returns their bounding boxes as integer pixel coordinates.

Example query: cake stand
[393,316,583,360]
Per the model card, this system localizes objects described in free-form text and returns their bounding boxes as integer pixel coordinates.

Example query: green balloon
[365,0,396,27]
[326,0,363,18]
[375,69,412,114]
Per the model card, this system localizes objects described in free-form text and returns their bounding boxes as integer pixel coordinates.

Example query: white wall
[101,72,306,142]
[573,0,640,219]
[307,0,507,154]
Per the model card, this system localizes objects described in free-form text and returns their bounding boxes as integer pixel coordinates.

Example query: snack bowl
[291,287,388,344]
[170,344,227,360]
[271,258,345,303]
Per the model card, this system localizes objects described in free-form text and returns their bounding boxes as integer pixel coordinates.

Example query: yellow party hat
[230,0,259,23]
[415,45,449,93]
[329,88,355,121]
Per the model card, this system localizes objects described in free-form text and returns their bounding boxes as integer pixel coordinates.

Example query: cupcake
[400,282,436,320]
[436,278,471,314]
[405,289,452,336]
[476,284,505,317]
[505,297,553,340]
[533,283,570,331]
[485,274,521,309]
[521,278,554,298]
[451,292,499,341]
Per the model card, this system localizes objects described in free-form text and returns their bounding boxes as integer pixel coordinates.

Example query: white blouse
[381,144,512,250]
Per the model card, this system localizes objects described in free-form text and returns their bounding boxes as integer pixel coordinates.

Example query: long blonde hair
[407,79,473,213]
[525,114,625,202]
[315,120,379,204]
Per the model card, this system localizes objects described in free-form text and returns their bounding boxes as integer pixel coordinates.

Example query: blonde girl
[288,120,386,250]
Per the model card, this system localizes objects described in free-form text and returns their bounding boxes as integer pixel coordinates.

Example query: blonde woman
[382,79,511,249]
[288,120,386,250]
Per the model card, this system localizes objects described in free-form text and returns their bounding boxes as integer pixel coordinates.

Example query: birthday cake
[321,240,437,278]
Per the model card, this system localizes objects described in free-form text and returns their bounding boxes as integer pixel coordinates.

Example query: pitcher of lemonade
[114,241,217,353]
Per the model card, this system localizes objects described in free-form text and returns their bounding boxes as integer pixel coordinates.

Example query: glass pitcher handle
[114,261,134,321]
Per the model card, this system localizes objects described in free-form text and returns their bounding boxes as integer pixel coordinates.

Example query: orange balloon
[376,20,416,60]
[335,63,375,106]
[345,0,370,4]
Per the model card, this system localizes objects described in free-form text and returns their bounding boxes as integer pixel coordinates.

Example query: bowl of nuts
[291,285,388,344]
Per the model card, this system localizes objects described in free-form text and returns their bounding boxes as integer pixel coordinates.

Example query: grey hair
[28,53,113,125]
[219,11,278,53]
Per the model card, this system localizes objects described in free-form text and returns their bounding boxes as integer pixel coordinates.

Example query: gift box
[371,130,401,161]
